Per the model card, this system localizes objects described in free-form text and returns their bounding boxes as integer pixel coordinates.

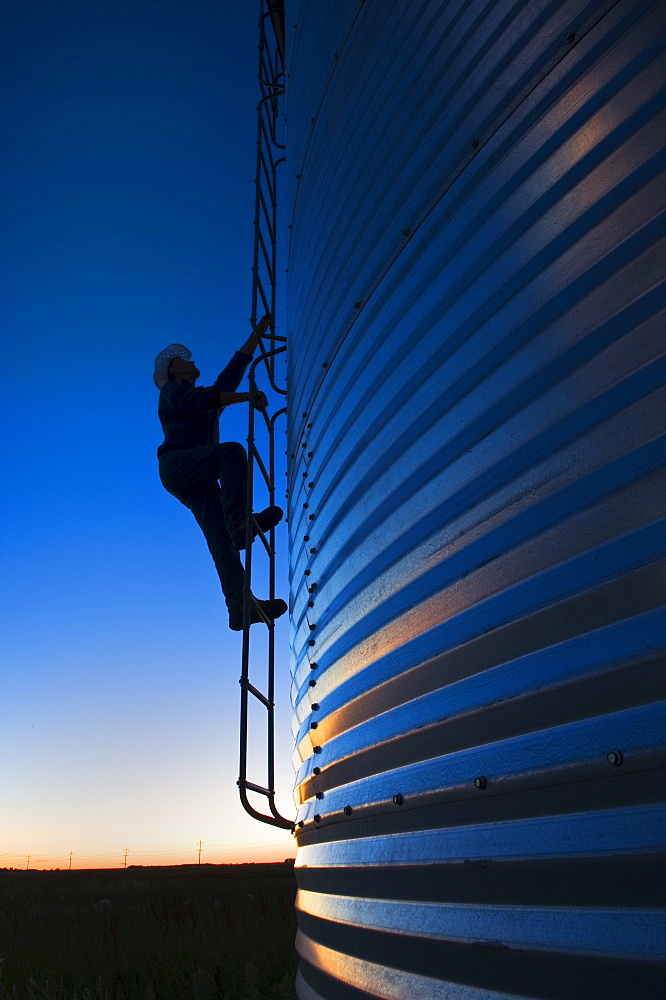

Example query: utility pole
[68,852,74,870]
[197,841,204,865]
[25,855,31,870]
[123,846,129,868]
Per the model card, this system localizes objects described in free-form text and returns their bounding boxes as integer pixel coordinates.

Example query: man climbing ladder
[153,314,287,631]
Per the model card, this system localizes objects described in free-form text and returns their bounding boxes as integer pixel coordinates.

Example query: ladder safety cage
[237,0,291,831]
[251,0,286,397]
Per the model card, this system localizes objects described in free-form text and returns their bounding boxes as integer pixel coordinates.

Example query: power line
[1,838,294,869]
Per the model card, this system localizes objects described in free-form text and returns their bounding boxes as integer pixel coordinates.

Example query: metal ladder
[237,0,292,831]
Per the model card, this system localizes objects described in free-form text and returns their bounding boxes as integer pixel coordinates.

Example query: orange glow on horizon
[2,844,296,871]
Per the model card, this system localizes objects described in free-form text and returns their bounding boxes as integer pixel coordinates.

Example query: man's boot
[229,595,288,631]
[229,506,284,549]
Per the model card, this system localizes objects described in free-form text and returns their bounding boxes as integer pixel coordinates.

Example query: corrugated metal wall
[285,1,666,997]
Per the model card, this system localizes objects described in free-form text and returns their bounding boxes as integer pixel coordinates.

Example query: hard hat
[153,344,192,389]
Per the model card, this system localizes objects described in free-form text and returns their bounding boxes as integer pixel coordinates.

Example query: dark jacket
[157,351,251,458]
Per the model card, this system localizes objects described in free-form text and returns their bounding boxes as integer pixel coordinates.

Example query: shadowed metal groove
[295,855,666,906]
[285,0,666,996]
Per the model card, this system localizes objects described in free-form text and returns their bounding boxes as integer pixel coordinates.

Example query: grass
[0,863,297,1000]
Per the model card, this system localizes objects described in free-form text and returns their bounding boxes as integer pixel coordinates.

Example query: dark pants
[159,442,247,611]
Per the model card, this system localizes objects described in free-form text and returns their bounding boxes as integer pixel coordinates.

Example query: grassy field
[0,863,297,1000]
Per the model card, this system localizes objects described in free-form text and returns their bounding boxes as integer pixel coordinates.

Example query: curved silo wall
[285,1,666,997]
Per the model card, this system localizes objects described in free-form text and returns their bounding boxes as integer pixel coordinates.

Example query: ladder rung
[254,275,270,313]
[260,406,272,431]
[243,780,271,798]
[251,444,272,487]
[252,519,274,556]
[248,598,271,626]
[247,680,272,709]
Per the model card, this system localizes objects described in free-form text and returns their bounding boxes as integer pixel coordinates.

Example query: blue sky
[1,0,294,868]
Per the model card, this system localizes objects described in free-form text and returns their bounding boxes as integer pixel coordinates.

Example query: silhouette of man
[154,315,287,631]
